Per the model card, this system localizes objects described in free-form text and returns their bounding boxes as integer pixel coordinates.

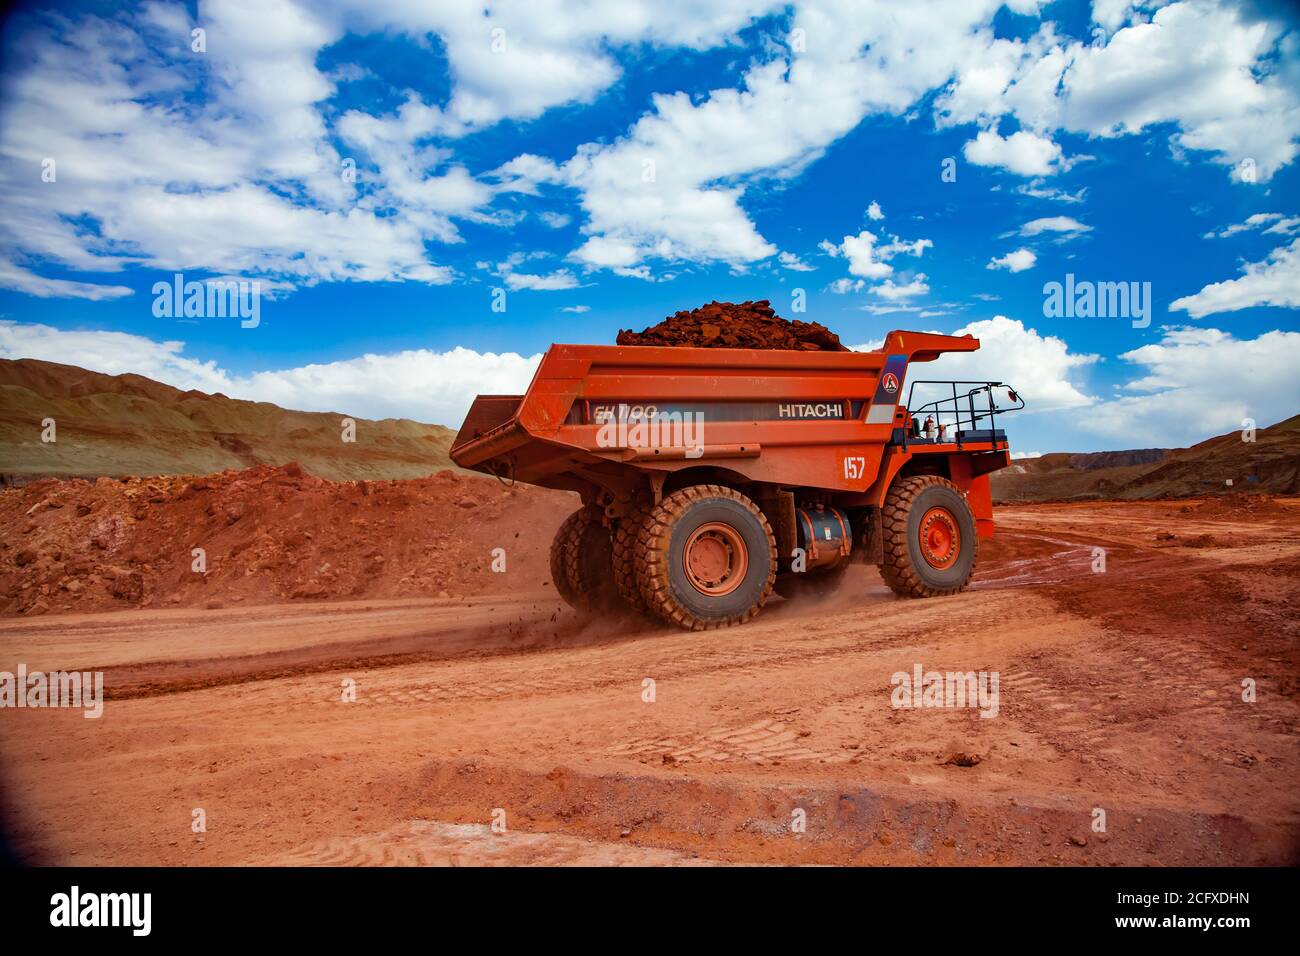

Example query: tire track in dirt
[257,820,717,867]
[609,718,849,766]
[313,590,1031,711]
[4,503,1297,866]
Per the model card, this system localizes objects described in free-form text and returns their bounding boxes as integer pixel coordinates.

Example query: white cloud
[0,319,539,425]
[1264,218,1300,236]
[488,154,564,195]
[1081,326,1300,444]
[963,127,1065,176]
[871,276,930,300]
[895,319,1300,448]
[1205,213,1300,239]
[860,303,921,315]
[570,236,641,269]
[3,0,1299,301]
[839,231,893,280]
[828,278,865,294]
[825,226,932,283]
[560,305,590,313]
[0,320,229,390]
[1015,181,1086,203]
[1170,238,1300,318]
[557,0,1025,274]
[778,251,816,271]
[1062,3,1300,182]
[0,258,134,301]
[923,315,1100,412]
[204,275,298,302]
[987,248,1037,272]
[0,4,471,296]
[939,0,1300,183]
[492,252,580,291]
[345,1,776,132]
[0,0,777,296]
[1091,1,1137,34]
[1019,215,1091,237]
[503,270,580,291]
[879,237,934,258]
[866,201,884,221]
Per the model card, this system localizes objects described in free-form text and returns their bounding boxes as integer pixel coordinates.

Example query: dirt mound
[617,300,849,351]
[0,358,462,484]
[0,463,576,616]
[1178,494,1290,518]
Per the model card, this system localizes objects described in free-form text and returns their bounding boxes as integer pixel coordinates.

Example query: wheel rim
[683,521,748,596]
[919,506,961,570]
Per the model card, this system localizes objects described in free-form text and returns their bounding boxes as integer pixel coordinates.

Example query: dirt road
[2,498,1297,865]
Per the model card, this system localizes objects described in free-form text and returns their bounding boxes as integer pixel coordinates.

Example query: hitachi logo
[778,403,842,418]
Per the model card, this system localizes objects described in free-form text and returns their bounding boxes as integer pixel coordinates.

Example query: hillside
[0,358,460,483]
[993,414,1300,502]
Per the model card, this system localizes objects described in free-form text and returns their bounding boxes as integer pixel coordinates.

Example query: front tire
[634,484,776,630]
[880,475,977,597]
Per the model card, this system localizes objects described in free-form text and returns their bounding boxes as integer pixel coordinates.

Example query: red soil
[0,463,575,617]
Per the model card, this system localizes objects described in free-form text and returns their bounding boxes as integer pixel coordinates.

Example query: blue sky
[0,0,1298,455]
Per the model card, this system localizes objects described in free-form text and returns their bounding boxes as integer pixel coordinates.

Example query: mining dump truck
[450,330,1022,631]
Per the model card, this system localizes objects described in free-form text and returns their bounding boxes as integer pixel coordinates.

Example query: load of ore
[616,299,849,351]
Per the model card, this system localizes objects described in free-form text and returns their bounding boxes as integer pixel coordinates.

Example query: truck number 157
[843,456,866,481]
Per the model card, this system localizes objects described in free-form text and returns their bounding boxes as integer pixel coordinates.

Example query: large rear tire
[879,475,977,597]
[634,484,776,630]
[548,509,585,607]
[551,505,621,612]
[611,501,652,613]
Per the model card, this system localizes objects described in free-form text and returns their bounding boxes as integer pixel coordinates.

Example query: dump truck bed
[450,330,1013,510]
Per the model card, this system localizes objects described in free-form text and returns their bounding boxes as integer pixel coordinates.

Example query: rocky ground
[1,492,1296,866]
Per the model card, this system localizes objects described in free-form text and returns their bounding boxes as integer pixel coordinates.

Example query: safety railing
[901,380,1024,449]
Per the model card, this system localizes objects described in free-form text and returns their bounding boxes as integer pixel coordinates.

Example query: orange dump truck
[451,330,1022,630]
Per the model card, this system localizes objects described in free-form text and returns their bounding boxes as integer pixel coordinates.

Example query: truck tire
[551,506,621,612]
[880,475,977,598]
[634,484,776,630]
[548,509,585,607]
[611,501,652,613]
